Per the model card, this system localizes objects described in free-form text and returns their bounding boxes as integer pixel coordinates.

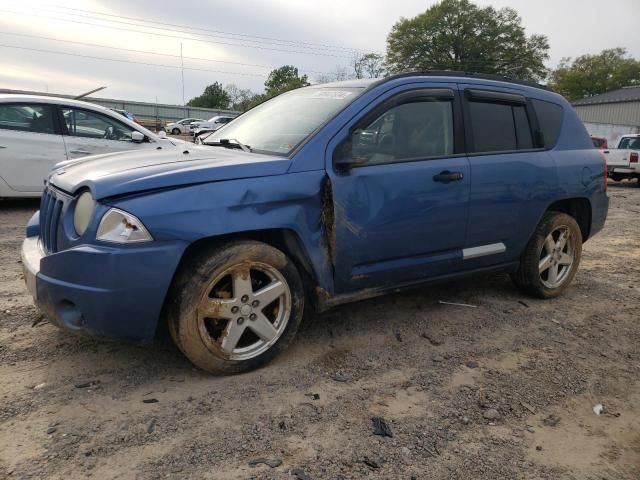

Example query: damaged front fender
[111,170,336,297]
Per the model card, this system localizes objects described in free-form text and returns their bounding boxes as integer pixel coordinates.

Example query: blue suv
[21,73,609,373]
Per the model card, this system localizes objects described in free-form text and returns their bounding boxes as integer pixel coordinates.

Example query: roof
[0,93,120,111]
[572,86,640,106]
[0,94,157,137]
[312,72,550,92]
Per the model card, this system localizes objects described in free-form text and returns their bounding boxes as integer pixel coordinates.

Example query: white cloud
[0,0,638,104]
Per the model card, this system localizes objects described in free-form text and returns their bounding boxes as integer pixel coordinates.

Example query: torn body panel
[114,169,337,301]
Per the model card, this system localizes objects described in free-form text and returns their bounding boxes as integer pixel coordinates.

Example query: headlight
[96,208,153,243]
[73,191,95,236]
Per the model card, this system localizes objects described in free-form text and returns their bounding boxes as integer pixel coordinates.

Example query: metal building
[572,86,640,146]
[0,88,240,131]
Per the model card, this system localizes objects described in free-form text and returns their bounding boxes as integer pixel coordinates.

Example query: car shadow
[28,271,521,386]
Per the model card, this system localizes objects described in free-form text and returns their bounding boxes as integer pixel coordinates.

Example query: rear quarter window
[531,99,563,148]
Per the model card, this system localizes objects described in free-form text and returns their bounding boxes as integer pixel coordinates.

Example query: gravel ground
[0,182,639,479]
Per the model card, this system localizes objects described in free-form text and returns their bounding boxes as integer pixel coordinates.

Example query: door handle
[0,145,7,149]
[433,171,464,183]
[70,149,91,155]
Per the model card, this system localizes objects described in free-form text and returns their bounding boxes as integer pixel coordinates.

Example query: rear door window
[467,99,535,153]
[0,104,56,134]
[468,102,517,152]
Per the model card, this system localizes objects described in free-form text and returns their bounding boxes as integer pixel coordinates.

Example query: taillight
[631,152,639,163]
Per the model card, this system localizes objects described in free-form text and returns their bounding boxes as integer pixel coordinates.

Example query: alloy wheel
[539,226,575,289]
[196,262,291,361]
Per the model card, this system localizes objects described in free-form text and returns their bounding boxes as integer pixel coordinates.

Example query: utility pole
[180,42,185,107]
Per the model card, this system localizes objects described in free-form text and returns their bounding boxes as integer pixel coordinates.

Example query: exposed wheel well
[177,229,320,305]
[546,198,592,241]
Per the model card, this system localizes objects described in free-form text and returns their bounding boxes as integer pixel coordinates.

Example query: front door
[327,86,470,292]
[0,103,66,193]
[60,106,142,160]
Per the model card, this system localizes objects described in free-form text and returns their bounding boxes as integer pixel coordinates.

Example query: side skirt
[316,261,519,312]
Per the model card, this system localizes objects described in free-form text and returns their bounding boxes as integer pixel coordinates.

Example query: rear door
[0,102,66,193]
[327,85,471,292]
[60,106,146,160]
[459,85,557,269]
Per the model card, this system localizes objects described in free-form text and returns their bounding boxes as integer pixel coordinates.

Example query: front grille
[39,187,65,253]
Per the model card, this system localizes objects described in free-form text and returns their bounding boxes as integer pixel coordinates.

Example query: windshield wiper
[206,138,252,153]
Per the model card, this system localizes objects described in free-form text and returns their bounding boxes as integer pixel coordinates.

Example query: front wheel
[166,241,305,374]
[171,127,180,135]
[511,212,582,299]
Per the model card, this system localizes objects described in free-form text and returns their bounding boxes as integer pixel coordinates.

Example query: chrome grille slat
[39,187,67,254]
[43,192,55,251]
[39,191,51,248]
[50,200,63,252]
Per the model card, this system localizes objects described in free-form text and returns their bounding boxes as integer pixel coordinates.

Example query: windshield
[204,87,362,155]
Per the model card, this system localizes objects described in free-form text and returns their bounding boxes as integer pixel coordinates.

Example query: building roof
[572,86,640,106]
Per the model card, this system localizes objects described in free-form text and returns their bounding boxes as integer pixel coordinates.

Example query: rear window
[531,99,563,148]
[618,137,640,149]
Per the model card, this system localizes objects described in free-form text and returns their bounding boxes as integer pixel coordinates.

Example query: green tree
[264,65,309,97]
[548,48,640,101]
[186,82,231,109]
[385,0,549,82]
[353,53,386,79]
[224,84,257,111]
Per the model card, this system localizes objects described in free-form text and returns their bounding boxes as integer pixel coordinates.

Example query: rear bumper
[21,235,187,343]
[589,193,609,239]
[608,166,637,175]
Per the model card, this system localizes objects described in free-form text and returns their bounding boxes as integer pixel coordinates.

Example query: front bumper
[21,235,187,343]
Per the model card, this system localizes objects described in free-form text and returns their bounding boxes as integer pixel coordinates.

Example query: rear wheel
[167,241,305,374]
[511,212,582,299]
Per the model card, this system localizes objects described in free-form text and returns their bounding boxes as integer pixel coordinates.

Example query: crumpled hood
[49,145,291,200]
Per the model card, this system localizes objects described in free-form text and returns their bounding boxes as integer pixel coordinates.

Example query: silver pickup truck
[604,134,640,184]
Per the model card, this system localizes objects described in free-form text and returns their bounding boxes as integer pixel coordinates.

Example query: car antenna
[74,86,107,100]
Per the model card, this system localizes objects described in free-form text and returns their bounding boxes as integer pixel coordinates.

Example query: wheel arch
[545,197,592,241]
[175,228,323,307]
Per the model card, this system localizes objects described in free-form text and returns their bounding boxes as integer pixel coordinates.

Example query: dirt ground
[0,182,639,480]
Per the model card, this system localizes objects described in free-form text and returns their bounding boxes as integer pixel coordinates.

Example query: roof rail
[370,71,550,91]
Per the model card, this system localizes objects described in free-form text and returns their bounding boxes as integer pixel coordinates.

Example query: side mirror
[333,135,368,170]
[131,131,145,143]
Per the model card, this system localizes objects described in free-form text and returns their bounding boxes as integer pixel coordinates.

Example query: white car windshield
[204,87,362,156]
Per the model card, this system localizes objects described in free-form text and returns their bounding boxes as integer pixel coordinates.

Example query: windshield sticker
[309,90,354,100]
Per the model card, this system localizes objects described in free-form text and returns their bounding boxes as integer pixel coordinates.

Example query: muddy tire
[166,241,305,374]
[511,212,582,299]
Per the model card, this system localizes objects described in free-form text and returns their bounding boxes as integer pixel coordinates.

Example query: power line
[46,5,370,55]
[0,31,330,75]
[0,43,266,77]
[0,9,358,59]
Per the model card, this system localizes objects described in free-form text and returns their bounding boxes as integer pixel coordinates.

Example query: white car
[190,116,235,137]
[0,94,179,198]
[603,134,640,184]
[165,118,205,135]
